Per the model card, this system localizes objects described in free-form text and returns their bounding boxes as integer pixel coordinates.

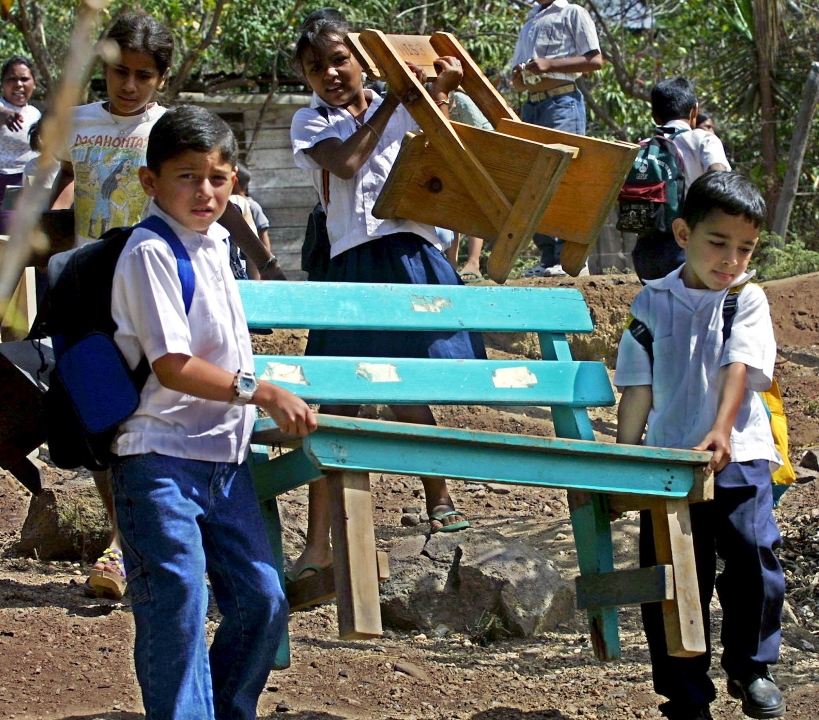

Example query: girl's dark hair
[681,171,766,230]
[104,13,175,76]
[146,105,238,172]
[2,55,36,81]
[28,120,41,152]
[291,8,351,75]
[696,111,711,127]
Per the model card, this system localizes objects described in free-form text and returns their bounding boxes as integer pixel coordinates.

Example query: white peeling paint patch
[492,366,538,388]
[410,295,452,313]
[330,442,348,462]
[356,363,402,382]
[260,362,309,386]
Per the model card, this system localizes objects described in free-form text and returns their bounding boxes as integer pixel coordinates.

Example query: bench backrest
[239,281,615,409]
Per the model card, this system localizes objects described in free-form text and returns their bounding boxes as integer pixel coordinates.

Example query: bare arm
[49,161,75,209]
[305,93,401,180]
[306,57,463,180]
[708,163,729,172]
[152,353,317,437]
[694,362,746,472]
[219,201,286,280]
[511,50,603,91]
[616,385,653,445]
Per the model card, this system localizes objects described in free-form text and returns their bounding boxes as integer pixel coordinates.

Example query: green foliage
[752,232,819,281]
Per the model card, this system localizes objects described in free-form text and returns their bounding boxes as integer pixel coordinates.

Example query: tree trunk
[771,62,819,243]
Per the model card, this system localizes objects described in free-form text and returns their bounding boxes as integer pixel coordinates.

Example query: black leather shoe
[727,671,786,718]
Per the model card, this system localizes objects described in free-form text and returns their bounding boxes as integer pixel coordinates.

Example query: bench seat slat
[300,416,710,498]
[239,281,594,333]
[252,356,616,407]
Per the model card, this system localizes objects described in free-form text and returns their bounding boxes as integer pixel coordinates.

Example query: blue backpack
[42,216,194,471]
[617,126,688,236]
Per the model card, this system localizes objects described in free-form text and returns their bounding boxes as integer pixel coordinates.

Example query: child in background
[445,90,491,282]
[49,12,174,600]
[110,104,316,719]
[22,119,59,188]
[615,171,785,720]
[287,10,481,585]
[631,77,731,282]
[235,163,272,252]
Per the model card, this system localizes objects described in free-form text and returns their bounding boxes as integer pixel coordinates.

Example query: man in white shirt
[510,0,603,277]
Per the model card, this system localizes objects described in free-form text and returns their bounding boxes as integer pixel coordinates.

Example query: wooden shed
[181,92,315,279]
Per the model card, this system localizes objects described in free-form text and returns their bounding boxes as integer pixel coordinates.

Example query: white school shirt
[111,201,256,464]
[510,0,600,83]
[613,265,780,465]
[662,118,731,189]
[290,91,442,258]
[54,101,165,246]
[0,98,40,174]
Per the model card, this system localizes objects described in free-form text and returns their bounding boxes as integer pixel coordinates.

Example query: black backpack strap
[626,315,654,367]
[721,282,748,343]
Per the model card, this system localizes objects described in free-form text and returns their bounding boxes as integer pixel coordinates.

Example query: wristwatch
[230,370,258,405]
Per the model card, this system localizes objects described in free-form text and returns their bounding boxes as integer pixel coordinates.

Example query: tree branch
[166,0,228,99]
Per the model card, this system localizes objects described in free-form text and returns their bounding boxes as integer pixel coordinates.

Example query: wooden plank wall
[182,93,316,279]
[181,92,635,280]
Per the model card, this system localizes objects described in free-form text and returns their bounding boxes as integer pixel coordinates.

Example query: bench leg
[569,490,620,662]
[327,470,382,639]
[650,498,706,657]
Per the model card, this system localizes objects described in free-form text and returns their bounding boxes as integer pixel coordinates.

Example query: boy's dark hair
[105,13,175,77]
[681,171,766,230]
[651,77,697,125]
[2,55,35,81]
[291,8,351,76]
[236,163,251,193]
[146,105,238,172]
[29,119,42,152]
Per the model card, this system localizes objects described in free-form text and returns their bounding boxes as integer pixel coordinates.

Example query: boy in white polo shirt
[109,105,317,720]
[632,77,731,281]
[615,171,785,720]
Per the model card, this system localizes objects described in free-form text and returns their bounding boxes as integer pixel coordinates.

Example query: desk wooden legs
[327,470,383,639]
[651,498,706,657]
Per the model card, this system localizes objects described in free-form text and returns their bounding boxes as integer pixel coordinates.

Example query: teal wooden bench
[238,281,713,667]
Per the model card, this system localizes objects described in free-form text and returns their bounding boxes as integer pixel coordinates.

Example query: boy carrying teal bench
[615,171,786,720]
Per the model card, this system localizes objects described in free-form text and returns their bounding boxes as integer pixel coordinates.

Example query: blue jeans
[111,453,287,720]
[522,90,587,266]
[639,459,785,712]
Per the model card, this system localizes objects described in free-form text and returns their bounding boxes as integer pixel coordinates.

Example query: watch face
[238,375,257,393]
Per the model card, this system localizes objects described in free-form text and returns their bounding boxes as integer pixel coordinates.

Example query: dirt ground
[0,272,817,720]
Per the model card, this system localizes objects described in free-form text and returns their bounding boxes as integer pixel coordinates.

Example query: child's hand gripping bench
[239,281,712,666]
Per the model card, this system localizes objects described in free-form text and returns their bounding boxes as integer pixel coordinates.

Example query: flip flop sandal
[86,547,127,600]
[284,564,336,612]
[429,510,471,534]
[459,271,482,284]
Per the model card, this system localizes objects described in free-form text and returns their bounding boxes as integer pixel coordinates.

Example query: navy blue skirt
[305,233,486,360]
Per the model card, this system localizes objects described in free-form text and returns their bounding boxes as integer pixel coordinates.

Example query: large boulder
[379,528,574,638]
[18,484,110,561]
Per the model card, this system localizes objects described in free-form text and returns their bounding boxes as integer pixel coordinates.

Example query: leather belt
[527,83,576,102]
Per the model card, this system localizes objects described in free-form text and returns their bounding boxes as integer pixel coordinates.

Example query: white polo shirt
[510,0,601,83]
[111,201,255,464]
[662,119,731,189]
[614,266,779,465]
[290,91,442,258]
